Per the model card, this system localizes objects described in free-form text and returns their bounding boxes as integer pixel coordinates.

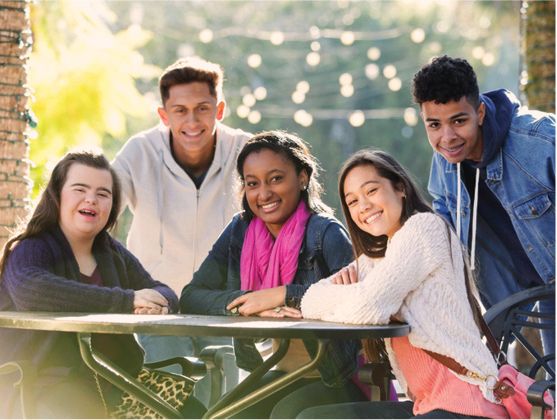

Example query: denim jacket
[180,211,359,386]
[428,102,555,307]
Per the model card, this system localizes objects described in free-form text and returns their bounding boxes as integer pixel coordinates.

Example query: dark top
[180,211,360,387]
[0,226,178,372]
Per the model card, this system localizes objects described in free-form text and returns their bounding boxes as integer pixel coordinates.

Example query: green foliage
[28,0,159,195]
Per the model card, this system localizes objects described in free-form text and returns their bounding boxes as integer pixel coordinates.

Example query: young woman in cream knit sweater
[279,150,509,419]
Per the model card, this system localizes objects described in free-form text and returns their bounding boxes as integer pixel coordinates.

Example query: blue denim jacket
[428,103,555,307]
[180,212,359,386]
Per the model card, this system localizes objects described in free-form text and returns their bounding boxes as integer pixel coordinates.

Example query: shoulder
[509,108,555,145]
[306,212,350,246]
[396,212,447,242]
[115,125,167,159]
[6,233,53,266]
[217,123,252,147]
[307,212,345,233]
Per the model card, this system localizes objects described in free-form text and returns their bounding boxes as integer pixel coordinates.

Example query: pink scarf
[240,200,311,291]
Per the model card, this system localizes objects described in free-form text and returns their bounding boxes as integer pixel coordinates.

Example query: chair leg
[0,361,37,418]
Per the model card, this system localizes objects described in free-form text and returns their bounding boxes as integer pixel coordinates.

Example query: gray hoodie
[112,122,251,294]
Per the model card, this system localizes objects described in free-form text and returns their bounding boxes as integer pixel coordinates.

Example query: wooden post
[523,0,555,113]
[0,0,33,250]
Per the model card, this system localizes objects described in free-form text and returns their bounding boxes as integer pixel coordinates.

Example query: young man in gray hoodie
[412,55,555,359]
[112,57,251,392]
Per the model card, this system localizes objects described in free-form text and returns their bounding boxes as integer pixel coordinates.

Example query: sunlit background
[26,0,526,228]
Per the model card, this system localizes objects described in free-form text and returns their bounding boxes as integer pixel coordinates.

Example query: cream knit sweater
[301,212,500,403]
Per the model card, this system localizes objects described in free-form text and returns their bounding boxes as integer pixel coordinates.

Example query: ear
[477,102,486,126]
[157,106,170,127]
[299,170,309,190]
[216,101,226,121]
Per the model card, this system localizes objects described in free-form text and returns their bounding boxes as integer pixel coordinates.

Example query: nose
[441,125,457,141]
[258,185,273,201]
[84,192,97,204]
[185,110,199,124]
[359,196,372,213]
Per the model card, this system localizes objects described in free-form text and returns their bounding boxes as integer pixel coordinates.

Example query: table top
[0,311,409,340]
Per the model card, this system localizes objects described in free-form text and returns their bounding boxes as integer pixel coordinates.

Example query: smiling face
[242,148,308,238]
[157,81,225,162]
[343,164,405,239]
[59,163,113,244]
[421,96,485,164]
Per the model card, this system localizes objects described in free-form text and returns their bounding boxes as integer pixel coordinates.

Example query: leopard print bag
[109,367,195,419]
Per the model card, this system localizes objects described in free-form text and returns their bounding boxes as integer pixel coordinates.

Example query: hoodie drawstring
[456,163,480,271]
[470,168,480,271]
[457,163,462,240]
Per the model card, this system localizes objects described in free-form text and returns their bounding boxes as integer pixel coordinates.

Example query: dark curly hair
[412,55,480,107]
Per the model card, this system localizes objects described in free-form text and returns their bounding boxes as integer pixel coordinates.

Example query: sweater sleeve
[2,238,135,313]
[301,213,447,324]
[180,217,246,315]
[114,240,179,312]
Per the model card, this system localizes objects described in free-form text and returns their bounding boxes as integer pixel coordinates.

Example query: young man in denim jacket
[412,55,555,356]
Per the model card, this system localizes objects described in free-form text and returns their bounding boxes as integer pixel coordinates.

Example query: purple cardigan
[0,226,178,372]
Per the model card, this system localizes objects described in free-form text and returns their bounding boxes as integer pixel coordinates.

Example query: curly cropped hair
[412,55,480,107]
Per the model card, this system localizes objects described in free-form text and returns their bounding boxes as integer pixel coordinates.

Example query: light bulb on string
[247,54,262,68]
[199,29,213,43]
[349,111,365,127]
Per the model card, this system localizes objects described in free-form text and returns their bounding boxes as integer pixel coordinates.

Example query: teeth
[79,209,95,216]
[261,202,278,209]
[365,212,382,224]
[184,131,202,136]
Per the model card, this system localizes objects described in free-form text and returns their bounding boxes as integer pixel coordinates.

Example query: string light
[365,63,380,80]
[247,54,262,68]
[383,64,397,79]
[198,28,213,43]
[410,28,425,43]
[236,104,250,118]
[367,47,381,61]
[270,31,284,45]
[247,110,261,124]
[253,86,267,100]
[296,81,310,94]
[340,84,354,97]
[306,51,320,66]
[291,91,305,104]
[242,93,256,107]
[388,78,402,91]
[348,111,365,127]
[293,109,313,127]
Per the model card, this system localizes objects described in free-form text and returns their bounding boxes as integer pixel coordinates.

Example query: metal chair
[484,283,555,418]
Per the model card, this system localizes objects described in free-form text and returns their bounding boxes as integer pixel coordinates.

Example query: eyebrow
[245,168,286,177]
[425,111,469,122]
[171,101,211,108]
[70,183,112,194]
[344,180,380,197]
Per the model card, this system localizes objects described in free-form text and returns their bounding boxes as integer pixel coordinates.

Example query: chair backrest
[484,283,555,380]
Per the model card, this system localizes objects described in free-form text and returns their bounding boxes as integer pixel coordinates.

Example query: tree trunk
[524,0,555,113]
[0,0,32,250]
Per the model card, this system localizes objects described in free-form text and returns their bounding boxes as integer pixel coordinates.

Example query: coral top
[391,336,508,418]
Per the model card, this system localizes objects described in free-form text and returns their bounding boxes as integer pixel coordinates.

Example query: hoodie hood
[471,89,520,168]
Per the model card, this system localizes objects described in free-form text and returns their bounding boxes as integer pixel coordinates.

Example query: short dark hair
[159,57,224,105]
[236,130,332,220]
[412,55,480,107]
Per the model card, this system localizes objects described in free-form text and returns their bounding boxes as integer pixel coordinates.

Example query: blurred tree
[0,0,32,249]
[523,0,555,113]
[28,0,159,195]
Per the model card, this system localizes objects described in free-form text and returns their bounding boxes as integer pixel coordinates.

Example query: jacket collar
[157,123,226,182]
[441,150,503,181]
